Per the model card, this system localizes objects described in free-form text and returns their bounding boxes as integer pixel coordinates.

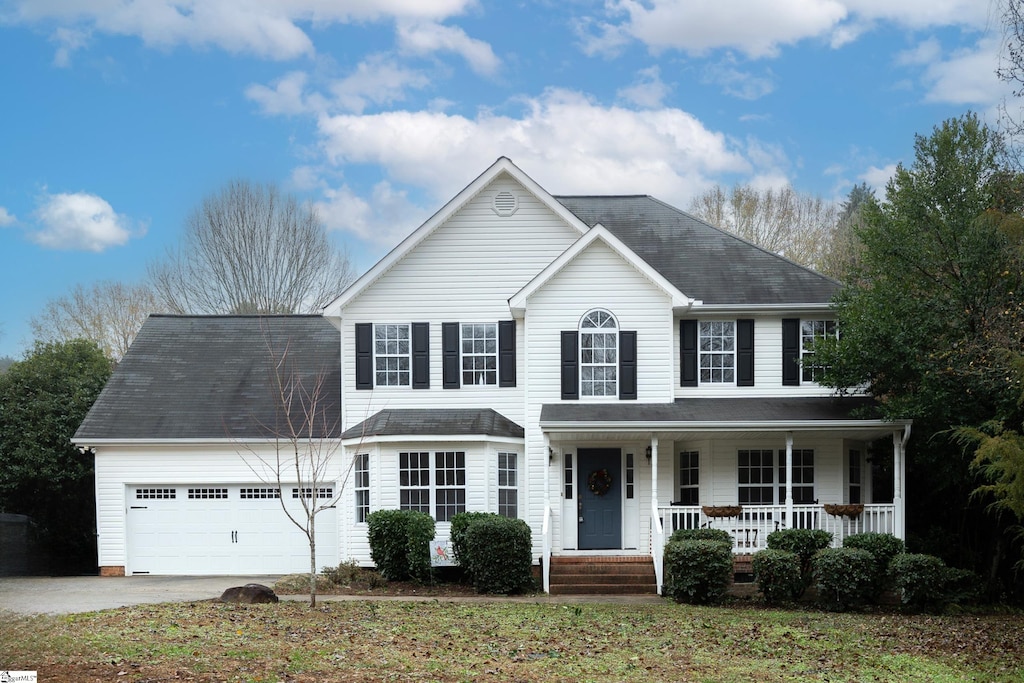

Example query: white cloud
[315,181,429,246]
[9,0,477,61]
[702,59,775,100]
[860,163,897,191]
[50,26,90,66]
[31,192,139,252]
[0,207,15,226]
[396,21,500,76]
[918,36,1009,107]
[329,55,432,113]
[582,0,988,59]
[313,88,767,227]
[246,71,317,116]
[617,66,671,108]
[896,37,942,67]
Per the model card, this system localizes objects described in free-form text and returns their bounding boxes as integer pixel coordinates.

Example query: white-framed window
[801,320,837,383]
[136,488,175,499]
[240,487,280,499]
[462,323,497,386]
[375,324,410,386]
[699,321,735,384]
[497,452,518,518]
[399,450,466,521]
[188,487,228,499]
[625,452,635,499]
[355,453,370,523]
[580,309,617,397]
[779,449,815,504]
[848,449,862,504]
[292,487,333,499]
[738,449,774,504]
[564,452,574,499]
[399,451,431,514]
[678,451,699,505]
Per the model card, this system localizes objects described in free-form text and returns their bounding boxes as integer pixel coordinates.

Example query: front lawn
[3,600,1022,682]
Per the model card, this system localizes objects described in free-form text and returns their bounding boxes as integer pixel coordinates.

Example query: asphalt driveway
[0,575,283,614]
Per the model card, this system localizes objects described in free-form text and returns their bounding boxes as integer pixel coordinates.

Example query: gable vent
[492,191,519,217]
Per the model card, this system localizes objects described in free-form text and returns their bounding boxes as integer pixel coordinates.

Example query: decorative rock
[219,583,279,604]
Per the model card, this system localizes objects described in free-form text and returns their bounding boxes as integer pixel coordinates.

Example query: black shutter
[442,322,460,389]
[411,322,429,389]
[561,331,579,400]
[619,330,637,400]
[680,320,697,387]
[782,318,800,386]
[355,323,373,390]
[498,320,516,387]
[737,319,754,387]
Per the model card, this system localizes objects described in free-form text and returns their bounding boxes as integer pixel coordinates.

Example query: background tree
[150,180,355,315]
[815,113,1024,595]
[0,339,112,571]
[29,280,157,362]
[818,182,873,282]
[688,184,838,272]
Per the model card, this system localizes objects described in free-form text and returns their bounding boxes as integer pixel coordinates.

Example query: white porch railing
[657,504,895,553]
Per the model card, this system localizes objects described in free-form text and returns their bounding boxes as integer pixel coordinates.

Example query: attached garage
[125,484,338,575]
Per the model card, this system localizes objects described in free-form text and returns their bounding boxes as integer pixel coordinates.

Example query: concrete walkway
[0,576,665,615]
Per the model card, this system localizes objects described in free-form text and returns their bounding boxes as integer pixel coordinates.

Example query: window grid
[699,321,735,384]
[801,320,837,383]
[625,452,635,499]
[399,451,431,514]
[779,450,815,504]
[498,452,518,518]
[188,487,228,499]
[461,323,497,386]
[355,453,370,523]
[434,451,466,522]
[738,449,774,504]
[374,324,410,386]
[292,487,334,499]
[678,451,699,506]
[849,450,862,505]
[136,488,176,499]
[239,487,280,499]
[564,453,574,499]
[580,310,617,397]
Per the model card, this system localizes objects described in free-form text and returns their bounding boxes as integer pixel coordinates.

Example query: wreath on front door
[587,468,613,496]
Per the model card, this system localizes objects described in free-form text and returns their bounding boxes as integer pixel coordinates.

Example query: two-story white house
[75,158,910,592]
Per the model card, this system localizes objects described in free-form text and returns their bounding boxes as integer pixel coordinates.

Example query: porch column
[892,429,905,541]
[542,433,552,593]
[650,436,659,508]
[784,432,794,528]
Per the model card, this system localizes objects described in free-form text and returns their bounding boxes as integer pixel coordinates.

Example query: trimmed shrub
[889,553,950,611]
[463,515,534,594]
[752,549,802,605]
[663,539,733,605]
[811,547,874,611]
[843,533,905,600]
[668,527,734,548]
[942,566,983,605]
[766,528,833,587]
[366,509,435,583]
[449,511,497,569]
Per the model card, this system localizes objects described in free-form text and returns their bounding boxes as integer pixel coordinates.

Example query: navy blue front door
[578,448,622,550]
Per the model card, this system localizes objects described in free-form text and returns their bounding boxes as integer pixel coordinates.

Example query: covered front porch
[538,397,912,594]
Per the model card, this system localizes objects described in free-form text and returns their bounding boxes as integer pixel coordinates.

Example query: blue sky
[0,0,1010,359]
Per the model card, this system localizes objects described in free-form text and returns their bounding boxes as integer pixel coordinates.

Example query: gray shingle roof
[540,397,880,425]
[555,195,840,305]
[74,315,341,441]
[342,409,524,440]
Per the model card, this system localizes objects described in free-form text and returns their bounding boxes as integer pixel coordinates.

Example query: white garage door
[126,484,338,575]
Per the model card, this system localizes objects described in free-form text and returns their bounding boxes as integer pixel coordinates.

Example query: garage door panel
[126,484,339,575]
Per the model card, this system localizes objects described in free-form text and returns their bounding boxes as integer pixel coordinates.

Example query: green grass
[3,600,1023,682]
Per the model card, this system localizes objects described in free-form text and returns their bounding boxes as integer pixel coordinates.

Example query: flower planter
[701,505,743,518]
[823,503,864,519]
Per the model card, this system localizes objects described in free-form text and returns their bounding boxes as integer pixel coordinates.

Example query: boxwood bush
[668,527,734,548]
[889,553,950,611]
[366,509,435,583]
[811,547,874,611]
[663,538,733,605]
[752,549,802,605]
[843,532,905,600]
[449,511,496,569]
[462,515,534,594]
[766,528,833,588]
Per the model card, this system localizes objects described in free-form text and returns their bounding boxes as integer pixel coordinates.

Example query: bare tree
[240,328,350,608]
[29,280,157,361]
[150,180,355,315]
[689,184,839,271]
[998,0,1024,168]
[817,182,874,282]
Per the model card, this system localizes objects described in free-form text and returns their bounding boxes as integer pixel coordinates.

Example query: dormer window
[580,309,618,397]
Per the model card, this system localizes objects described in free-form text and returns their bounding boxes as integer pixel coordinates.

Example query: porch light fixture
[645,446,652,461]
[549,447,554,462]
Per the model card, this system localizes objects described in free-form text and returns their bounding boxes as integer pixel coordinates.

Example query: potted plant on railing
[822,503,864,519]
[701,505,743,518]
